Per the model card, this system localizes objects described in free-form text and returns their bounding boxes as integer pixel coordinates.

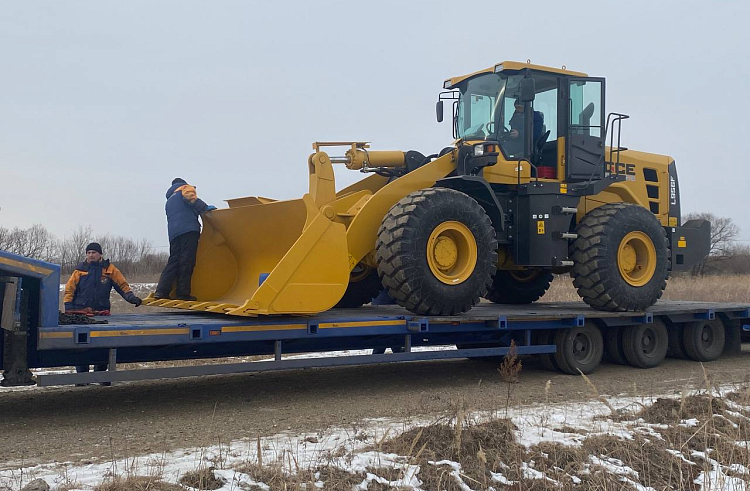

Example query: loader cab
[439,62,606,183]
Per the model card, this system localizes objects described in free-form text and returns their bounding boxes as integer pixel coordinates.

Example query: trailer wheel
[484,269,554,304]
[334,263,383,308]
[667,322,688,359]
[621,320,669,368]
[553,322,603,374]
[570,203,669,311]
[682,319,725,362]
[376,188,497,315]
[603,327,627,365]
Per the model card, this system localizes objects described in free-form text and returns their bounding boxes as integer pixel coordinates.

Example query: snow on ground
[2,388,746,491]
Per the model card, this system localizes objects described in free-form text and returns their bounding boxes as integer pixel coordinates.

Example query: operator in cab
[505,98,545,158]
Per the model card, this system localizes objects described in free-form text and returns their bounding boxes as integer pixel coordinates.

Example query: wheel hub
[573,333,591,361]
[433,236,458,269]
[617,231,657,287]
[426,221,478,285]
[641,328,656,354]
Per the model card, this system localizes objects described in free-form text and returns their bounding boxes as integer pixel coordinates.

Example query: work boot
[153,292,171,300]
[175,295,197,301]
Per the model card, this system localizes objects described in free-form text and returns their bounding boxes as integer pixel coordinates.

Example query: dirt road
[2,351,750,470]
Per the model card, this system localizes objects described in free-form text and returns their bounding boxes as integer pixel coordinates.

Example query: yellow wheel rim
[349,263,372,282]
[617,231,657,287]
[426,221,477,285]
[509,269,540,283]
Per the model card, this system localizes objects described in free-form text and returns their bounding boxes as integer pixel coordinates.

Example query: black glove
[125,292,142,307]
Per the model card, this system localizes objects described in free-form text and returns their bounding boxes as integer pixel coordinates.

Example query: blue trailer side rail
[33,302,750,386]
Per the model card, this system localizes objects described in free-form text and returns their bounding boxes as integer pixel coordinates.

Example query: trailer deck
[32,301,750,386]
[38,301,750,350]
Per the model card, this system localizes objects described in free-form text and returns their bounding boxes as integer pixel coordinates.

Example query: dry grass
[660,274,750,303]
[23,384,750,491]
[379,418,524,487]
[223,384,750,490]
[95,476,184,491]
[234,462,365,491]
[541,273,750,304]
[177,469,224,490]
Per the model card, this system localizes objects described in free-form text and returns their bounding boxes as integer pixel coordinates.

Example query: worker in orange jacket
[64,242,142,383]
[64,242,142,312]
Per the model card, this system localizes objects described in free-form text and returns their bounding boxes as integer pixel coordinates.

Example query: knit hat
[86,242,103,254]
[172,177,187,185]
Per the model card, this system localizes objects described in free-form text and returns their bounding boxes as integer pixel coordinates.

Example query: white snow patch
[2,383,749,491]
[692,451,747,491]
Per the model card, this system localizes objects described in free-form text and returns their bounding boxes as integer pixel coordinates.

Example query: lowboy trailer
[1,250,748,387]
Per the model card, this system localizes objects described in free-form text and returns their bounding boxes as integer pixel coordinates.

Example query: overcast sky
[1,0,748,251]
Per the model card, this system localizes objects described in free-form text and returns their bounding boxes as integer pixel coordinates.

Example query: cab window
[570,80,603,137]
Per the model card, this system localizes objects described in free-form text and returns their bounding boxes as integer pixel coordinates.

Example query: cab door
[565,78,605,182]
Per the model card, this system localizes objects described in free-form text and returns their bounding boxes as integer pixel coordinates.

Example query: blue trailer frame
[2,250,749,387]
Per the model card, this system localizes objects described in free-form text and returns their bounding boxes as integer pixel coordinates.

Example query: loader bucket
[144,193,351,316]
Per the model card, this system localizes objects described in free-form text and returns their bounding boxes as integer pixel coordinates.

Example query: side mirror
[436,100,444,122]
[519,78,536,102]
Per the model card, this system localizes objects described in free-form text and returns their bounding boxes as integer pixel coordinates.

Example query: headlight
[473,144,484,157]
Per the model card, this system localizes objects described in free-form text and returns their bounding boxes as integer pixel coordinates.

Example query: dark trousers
[156,231,200,297]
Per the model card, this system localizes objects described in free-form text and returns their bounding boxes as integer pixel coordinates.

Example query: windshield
[456,72,523,142]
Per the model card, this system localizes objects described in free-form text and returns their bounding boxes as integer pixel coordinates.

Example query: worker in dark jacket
[154,178,216,301]
[63,242,142,382]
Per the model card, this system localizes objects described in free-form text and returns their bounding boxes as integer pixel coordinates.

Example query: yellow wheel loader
[144,61,710,316]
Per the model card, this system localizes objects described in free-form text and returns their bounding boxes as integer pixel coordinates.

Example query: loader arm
[143,146,458,316]
[345,152,458,268]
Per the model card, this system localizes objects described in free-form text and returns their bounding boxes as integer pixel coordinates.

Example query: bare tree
[684,212,740,275]
[0,224,53,260]
[1,224,166,277]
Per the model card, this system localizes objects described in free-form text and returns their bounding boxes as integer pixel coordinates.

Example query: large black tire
[603,327,628,365]
[376,188,497,315]
[484,269,554,304]
[621,319,669,368]
[552,322,604,375]
[682,319,725,362]
[570,203,669,312]
[334,264,382,308]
